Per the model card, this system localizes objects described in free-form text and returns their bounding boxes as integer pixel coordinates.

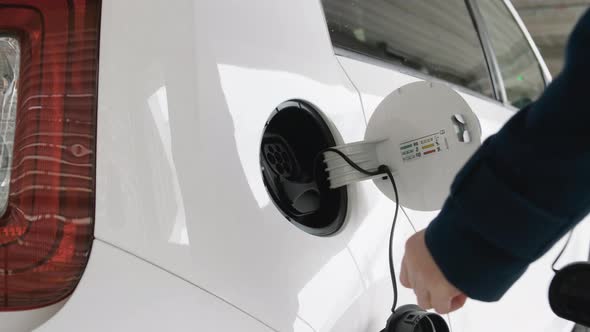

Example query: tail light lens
[0,0,100,310]
[0,37,17,216]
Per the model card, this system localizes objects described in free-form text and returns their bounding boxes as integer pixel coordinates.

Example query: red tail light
[0,0,100,310]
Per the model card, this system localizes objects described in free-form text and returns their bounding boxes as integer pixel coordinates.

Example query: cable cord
[315,148,401,312]
[552,230,574,273]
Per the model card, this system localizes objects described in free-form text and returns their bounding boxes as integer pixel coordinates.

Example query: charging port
[260,101,347,236]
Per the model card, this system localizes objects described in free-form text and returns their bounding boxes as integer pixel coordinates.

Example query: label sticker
[400,130,448,162]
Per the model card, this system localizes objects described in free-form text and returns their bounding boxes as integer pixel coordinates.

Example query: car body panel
[36,240,274,332]
[0,303,64,332]
[94,0,404,330]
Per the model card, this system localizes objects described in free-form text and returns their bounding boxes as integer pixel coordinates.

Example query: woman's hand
[400,230,468,314]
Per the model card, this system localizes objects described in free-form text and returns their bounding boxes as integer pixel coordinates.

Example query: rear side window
[477,1,546,108]
[321,0,494,98]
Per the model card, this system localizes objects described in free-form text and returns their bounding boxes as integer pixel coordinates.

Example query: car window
[477,1,546,109]
[321,0,494,99]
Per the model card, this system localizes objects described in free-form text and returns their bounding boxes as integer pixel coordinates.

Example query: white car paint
[94,0,376,330]
[0,0,582,331]
[336,52,590,332]
[37,240,275,332]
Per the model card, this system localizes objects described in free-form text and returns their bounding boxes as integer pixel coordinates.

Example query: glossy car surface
[1,0,588,331]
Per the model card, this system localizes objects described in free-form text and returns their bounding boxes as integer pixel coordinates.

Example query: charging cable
[316,148,401,312]
[551,230,574,273]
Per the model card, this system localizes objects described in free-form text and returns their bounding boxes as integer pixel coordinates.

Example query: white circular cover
[366,81,482,211]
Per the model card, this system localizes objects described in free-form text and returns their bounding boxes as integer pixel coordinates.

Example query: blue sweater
[425,10,590,302]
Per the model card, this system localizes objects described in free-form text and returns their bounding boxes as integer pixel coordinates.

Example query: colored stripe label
[400,130,448,162]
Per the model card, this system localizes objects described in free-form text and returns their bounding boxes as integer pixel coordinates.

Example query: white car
[0,0,588,331]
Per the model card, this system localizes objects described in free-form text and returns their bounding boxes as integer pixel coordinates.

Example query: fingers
[402,253,434,311]
[431,289,467,314]
[415,288,432,310]
[449,294,468,312]
[400,255,410,288]
[400,229,469,315]
[431,293,451,314]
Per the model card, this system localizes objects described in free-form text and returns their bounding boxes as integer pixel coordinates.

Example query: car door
[319,0,584,331]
